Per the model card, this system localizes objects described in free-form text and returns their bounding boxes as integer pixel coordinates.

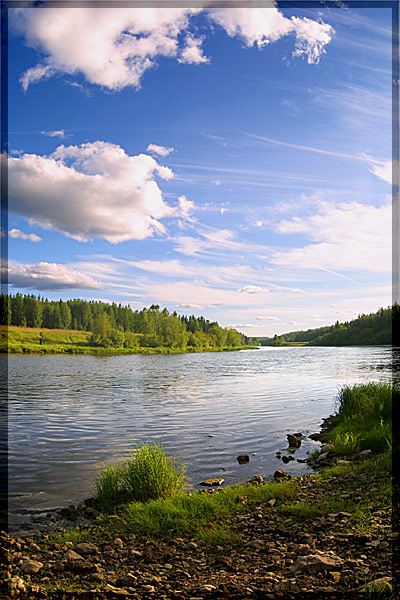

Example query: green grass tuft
[94,439,186,510]
[330,381,393,458]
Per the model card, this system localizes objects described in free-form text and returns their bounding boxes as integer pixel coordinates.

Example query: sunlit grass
[94,439,186,511]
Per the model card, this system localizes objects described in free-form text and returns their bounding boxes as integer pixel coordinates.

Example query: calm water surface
[5,346,393,534]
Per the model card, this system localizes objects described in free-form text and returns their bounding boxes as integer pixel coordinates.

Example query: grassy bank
[2,382,395,598]
[0,325,252,355]
[89,382,393,534]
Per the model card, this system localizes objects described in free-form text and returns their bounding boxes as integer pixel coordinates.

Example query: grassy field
[0,325,250,355]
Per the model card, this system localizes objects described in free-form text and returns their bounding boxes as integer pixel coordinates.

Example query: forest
[0,293,248,351]
[253,305,395,347]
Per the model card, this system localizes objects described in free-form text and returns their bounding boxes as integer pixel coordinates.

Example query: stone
[114,537,124,549]
[317,452,329,463]
[8,576,26,593]
[320,443,332,454]
[282,456,290,464]
[273,469,291,479]
[268,498,276,506]
[358,449,372,460]
[63,549,84,561]
[74,542,99,555]
[235,495,248,505]
[330,571,341,584]
[197,585,217,592]
[105,583,130,595]
[200,478,224,486]
[365,577,392,592]
[287,434,301,448]
[117,573,137,586]
[20,559,44,574]
[29,542,41,552]
[237,454,250,463]
[290,554,342,574]
[250,475,264,484]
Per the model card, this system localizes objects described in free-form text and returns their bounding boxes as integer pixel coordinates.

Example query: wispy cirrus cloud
[272,200,391,273]
[40,129,68,138]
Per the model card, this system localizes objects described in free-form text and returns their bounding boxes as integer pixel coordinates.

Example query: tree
[24,296,41,328]
[90,313,111,345]
[59,301,72,329]
[0,295,11,326]
[11,294,26,326]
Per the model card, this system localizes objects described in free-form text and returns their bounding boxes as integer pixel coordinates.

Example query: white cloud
[227,323,257,328]
[174,303,204,310]
[238,284,269,294]
[12,6,333,91]
[368,159,392,184]
[6,261,105,291]
[13,7,200,91]
[273,201,391,273]
[41,129,66,138]
[179,33,209,64]
[7,141,175,243]
[19,63,53,90]
[256,316,280,321]
[211,179,221,186]
[177,195,195,220]
[174,228,264,257]
[147,143,174,157]
[9,228,42,242]
[208,7,334,64]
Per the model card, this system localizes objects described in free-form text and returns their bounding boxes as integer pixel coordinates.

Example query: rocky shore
[2,417,396,599]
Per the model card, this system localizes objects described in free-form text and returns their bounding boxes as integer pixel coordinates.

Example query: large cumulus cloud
[7,141,176,243]
[11,5,334,91]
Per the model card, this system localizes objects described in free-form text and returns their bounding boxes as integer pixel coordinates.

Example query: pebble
[20,559,44,574]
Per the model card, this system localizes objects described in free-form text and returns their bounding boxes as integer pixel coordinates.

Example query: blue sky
[5,3,395,336]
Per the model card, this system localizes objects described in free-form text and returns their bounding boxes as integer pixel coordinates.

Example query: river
[4,345,393,535]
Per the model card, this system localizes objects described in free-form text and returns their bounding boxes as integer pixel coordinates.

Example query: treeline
[0,293,247,350]
[254,305,395,347]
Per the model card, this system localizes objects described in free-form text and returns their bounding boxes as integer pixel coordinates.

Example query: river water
[4,345,393,535]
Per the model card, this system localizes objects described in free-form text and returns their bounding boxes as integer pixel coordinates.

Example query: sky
[3,1,396,337]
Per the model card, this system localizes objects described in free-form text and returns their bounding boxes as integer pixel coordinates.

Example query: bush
[94,439,186,510]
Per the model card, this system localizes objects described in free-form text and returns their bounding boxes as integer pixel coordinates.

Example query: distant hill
[252,305,396,347]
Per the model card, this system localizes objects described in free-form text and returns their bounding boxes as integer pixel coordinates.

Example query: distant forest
[253,305,396,347]
[0,294,248,350]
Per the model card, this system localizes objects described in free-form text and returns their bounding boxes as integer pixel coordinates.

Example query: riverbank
[2,456,394,599]
[0,326,254,355]
[2,382,395,598]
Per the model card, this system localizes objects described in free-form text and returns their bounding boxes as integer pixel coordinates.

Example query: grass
[98,478,299,539]
[329,381,393,457]
[94,439,186,511]
[46,381,392,559]
[1,325,251,355]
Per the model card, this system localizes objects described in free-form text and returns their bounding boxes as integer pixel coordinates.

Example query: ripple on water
[5,346,393,534]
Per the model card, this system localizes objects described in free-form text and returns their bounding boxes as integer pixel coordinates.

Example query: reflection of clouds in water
[6,346,393,534]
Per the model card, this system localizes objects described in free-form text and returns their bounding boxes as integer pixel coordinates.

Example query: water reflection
[5,345,392,534]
